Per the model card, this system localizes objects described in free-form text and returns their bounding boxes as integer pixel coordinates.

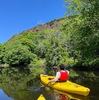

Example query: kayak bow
[37,94,46,100]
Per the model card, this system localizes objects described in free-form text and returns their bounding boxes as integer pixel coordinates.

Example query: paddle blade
[28,86,46,92]
[28,86,40,91]
[39,86,46,91]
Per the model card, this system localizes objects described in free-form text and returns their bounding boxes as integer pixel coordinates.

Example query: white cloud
[37,20,44,25]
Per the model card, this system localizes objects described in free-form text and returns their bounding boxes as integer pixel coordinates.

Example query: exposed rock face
[7,18,64,42]
[26,22,58,32]
[25,18,64,32]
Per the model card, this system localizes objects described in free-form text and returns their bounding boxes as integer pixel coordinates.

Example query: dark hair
[59,64,65,70]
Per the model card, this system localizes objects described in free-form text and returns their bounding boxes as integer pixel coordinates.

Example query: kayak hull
[37,94,46,100]
[40,74,90,96]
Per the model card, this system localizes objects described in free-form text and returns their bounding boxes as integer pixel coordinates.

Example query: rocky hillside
[25,18,65,32]
[7,18,65,42]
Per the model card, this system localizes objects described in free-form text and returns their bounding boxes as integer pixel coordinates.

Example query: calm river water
[0,67,99,100]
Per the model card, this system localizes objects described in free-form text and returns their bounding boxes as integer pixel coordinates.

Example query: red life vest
[59,71,69,81]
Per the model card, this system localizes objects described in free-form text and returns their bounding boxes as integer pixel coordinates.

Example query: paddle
[28,82,51,92]
[40,82,51,91]
[28,86,41,91]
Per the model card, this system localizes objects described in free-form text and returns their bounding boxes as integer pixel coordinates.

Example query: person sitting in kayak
[50,64,69,82]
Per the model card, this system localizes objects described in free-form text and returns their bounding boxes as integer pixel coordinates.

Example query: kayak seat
[48,78,66,82]
[48,78,54,80]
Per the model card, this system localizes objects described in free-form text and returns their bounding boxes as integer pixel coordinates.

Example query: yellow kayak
[37,94,46,100]
[40,74,90,96]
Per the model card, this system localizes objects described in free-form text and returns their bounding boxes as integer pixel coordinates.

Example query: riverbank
[0,64,99,79]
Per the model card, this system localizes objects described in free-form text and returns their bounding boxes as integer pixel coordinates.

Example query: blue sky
[0,0,67,43]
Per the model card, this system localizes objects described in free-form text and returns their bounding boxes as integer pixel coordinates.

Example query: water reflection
[0,67,41,100]
[41,87,90,100]
[0,89,13,100]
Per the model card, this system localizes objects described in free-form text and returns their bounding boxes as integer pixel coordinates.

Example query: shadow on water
[0,67,99,100]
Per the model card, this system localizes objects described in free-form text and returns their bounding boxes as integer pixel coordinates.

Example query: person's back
[59,70,69,81]
[50,64,69,82]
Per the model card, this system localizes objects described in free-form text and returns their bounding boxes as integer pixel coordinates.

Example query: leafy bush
[29,59,46,68]
[3,44,35,66]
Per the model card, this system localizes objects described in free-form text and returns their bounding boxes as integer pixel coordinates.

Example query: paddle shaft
[43,82,51,87]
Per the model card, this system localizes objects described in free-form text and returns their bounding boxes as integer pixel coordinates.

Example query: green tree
[3,44,36,66]
[0,44,6,64]
[65,0,99,68]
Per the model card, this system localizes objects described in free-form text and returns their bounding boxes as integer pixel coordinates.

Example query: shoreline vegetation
[0,65,99,80]
[0,63,99,78]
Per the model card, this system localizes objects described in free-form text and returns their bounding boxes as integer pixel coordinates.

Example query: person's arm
[66,70,69,74]
[50,72,60,82]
